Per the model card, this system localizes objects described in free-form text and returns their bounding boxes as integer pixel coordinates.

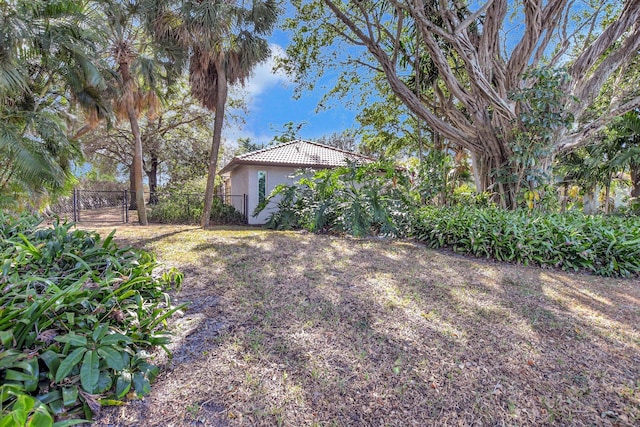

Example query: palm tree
[98,0,174,225]
[149,0,279,227]
[0,0,109,207]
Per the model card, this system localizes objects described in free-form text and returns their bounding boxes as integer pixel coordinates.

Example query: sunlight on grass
[84,224,640,426]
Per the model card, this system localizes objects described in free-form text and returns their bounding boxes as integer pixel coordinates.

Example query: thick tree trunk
[201,62,227,228]
[146,152,159,205]
[471,150,517,209]
[604,176,612,214]
[119,60,147,225]
[128,107,148,225]
[128,164,136,210]
[583,185,600,214]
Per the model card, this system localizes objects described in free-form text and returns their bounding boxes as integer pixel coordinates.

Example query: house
[218,139,375,224]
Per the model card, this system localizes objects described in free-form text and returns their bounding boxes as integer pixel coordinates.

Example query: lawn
[85,224,639,426]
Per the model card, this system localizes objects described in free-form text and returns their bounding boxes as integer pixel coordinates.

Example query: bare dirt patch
[82,223,640,426]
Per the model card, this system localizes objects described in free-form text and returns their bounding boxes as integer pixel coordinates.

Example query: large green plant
[412,206,640,277]
[0,0,109,208]
[257,162,414,237]
[0,214,184,424]
[498,67,575,210]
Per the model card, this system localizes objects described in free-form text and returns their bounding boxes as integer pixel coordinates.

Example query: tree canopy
[282,0,640,208]
[0,0,109,206]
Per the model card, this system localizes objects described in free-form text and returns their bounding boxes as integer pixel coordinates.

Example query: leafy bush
[412,206,640,277]
[257,162,414,237]
[0,214,184,424]
[148,194,245,225]
[449,184,493,207]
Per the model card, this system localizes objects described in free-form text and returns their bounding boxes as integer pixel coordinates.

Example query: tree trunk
[129,106,148,225]
[128,164,136,210]
[146,152,159,205]
[604,176,611,214]
[583,184,599,214]
[471,151,517,209]
[631,162,640,199]
[201,61,227,228]
[119,60,147,225]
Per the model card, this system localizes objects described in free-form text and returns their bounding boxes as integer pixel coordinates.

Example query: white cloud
[224,125,273,147]
[229,44,291,106]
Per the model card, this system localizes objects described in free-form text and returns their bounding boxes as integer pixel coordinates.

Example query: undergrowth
[0,214,184,425]
[412,206,640,277]
[259,164,640,277]
[148,194,245,225]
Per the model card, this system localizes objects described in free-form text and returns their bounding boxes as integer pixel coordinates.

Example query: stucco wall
[226,165,308,224]
[229,168,249,216]
[248,165,301,224]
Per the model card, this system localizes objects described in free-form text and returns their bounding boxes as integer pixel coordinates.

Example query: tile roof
[219,140,375,175]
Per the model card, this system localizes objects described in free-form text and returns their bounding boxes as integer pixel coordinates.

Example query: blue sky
[225,26,359,147]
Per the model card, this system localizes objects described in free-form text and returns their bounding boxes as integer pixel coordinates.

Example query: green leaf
[115,372,131,398]
[39,350,60,376]
[62,386,78,406]
[65,312,75,326]
[0,351,24,368]
[0,331,13,347]
[47,398,65,415]
[101,230,116,249]
[17,358,39,392]
[7,394,33,426]
[92,324,108,342]
[52,420,89,427]
[37,390,62,405]
[0,415,17,427]
[55,347,86,383]
[100,333,132,346]
[97,347,125,371]
[132,372,150,397]
[80,351,100,393]
[55,333,87,347]
[4,368,37,383]
[95,371,113,394]
[25,404,53,427]
[98,399,125,407]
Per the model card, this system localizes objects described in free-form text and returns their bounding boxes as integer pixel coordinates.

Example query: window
[257,171,266,205]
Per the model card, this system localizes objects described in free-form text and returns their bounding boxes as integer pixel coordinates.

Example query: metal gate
[51,189,129,223]
[51,190,248,224]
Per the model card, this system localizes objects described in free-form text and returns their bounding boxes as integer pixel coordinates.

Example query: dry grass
[82,224,640,426]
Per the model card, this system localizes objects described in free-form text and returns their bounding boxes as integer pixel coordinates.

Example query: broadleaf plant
[0,214,185,423]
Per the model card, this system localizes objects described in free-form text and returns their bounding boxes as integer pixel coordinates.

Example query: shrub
[148,194,245,225]
[0,214,184,424]
[412,206,640,277]
[258,162,414,237]
[449,184,493,207]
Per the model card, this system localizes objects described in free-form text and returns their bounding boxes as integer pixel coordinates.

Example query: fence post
[76,189,81,222]
[122,190,126,223]
[73,189,78,222]
[125,191,129,223]
[244,194,248,223]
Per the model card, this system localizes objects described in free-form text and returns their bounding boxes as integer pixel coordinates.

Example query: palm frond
[0,121,67,191]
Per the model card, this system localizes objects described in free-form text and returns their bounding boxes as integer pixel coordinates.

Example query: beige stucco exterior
[224,165,306,225]
[219,140,375,225]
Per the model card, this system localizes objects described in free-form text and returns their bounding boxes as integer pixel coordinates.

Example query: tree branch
[455,0,495,34]
[571,22,640,117]
[570,0,640,79]
[559,95,640,152]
